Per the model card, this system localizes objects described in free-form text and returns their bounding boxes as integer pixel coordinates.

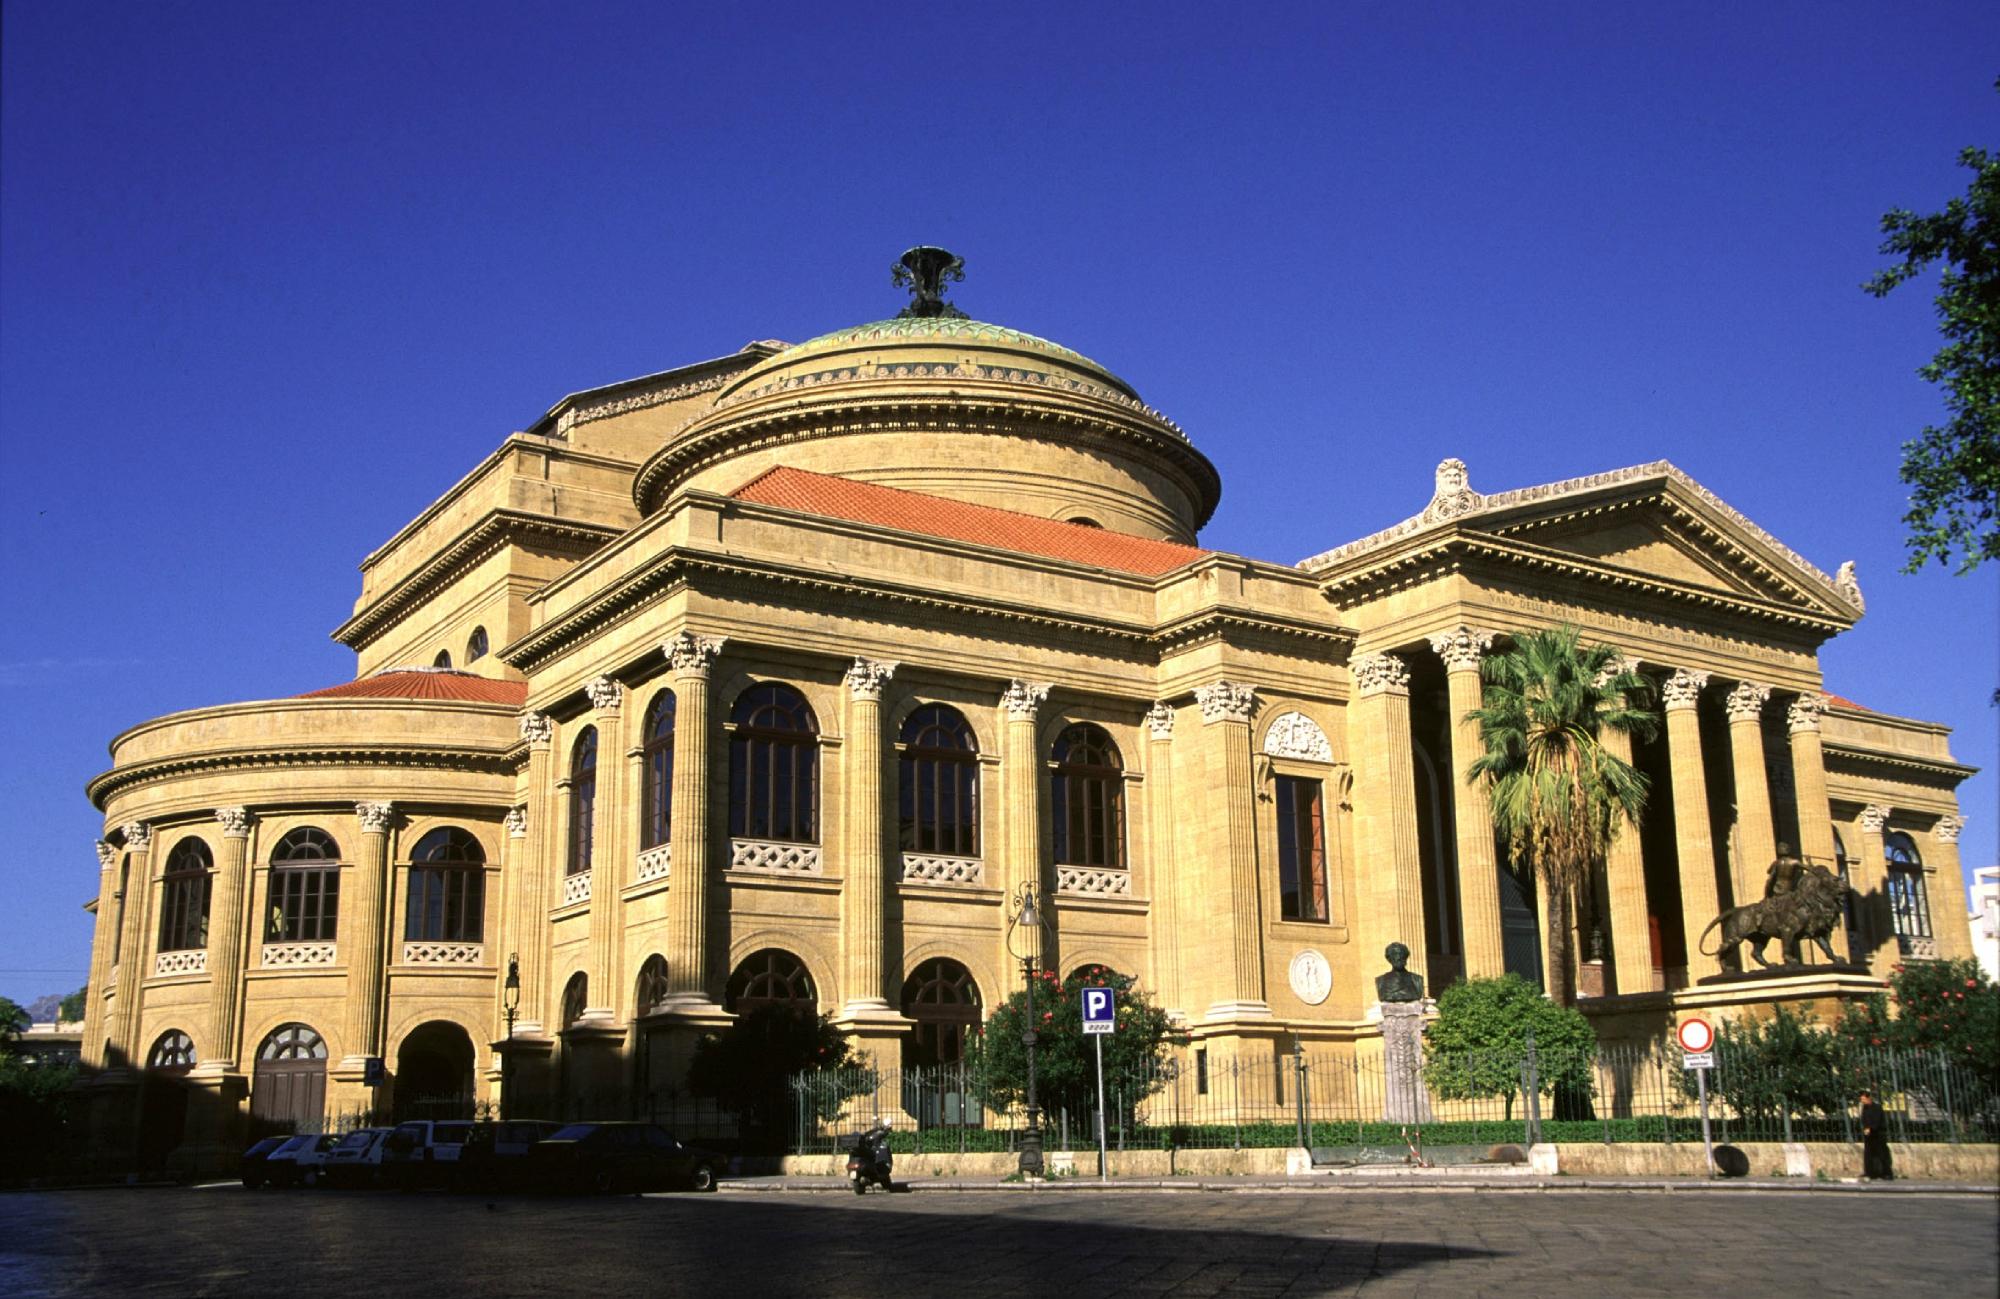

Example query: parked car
[525,1122,719,1194]
[380,1119,477,1189]
[240,1136,288,1189]
[263,1134,339,1188]
[455,1120,565,1192]
[322,1127,394,1188]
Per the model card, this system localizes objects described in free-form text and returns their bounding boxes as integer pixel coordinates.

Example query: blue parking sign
[1081,986,1116,1034]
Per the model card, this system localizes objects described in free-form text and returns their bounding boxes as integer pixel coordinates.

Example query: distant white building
[1972,866,2000,984]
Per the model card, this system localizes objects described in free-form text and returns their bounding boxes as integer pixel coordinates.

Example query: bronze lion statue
[1699,863,1846,969]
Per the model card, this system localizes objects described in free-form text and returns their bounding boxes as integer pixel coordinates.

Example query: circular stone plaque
[1288,949,1332,1005]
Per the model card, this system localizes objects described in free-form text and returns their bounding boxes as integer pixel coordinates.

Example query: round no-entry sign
[1677,1017,1715,1053]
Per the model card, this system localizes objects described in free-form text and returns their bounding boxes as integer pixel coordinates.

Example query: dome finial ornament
[893,246,968,320]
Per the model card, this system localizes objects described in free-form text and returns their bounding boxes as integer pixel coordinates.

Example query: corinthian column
[112,822,153,1065]
[582,676,626,1021]
[1785,696,1846,960]
[1195,681,1269,1019]
[663,633,725,1008]
[1000,679,1049,996]
[1590,657,1655,994]
[1144,702,1186,1019]
[1723,682,1776,906]
[1430,627,1505,979]
[840,657,898,1015]
[515,712,554,1033]
[1664,671,1723,982]
[1350,652,1427,1001]
[83,841,119,1067]
[1930,816,1971,961]
[339,802,395,1072]
[1856,804,1892,970]
[205,807,253,1069]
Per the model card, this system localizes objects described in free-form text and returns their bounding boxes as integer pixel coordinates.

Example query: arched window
[899,704,980,856]
[266,827,341,943]
[634,955,670,1017]
[1051,723,1124,868]
[1885,831,1932,944]
[149,1029,196,1073]
[157,839,212,953]
[900,958,982,1067]
[434,649,452,669]
[404,828,485,943]
[466,627,489,662]
[568,727,597,876]
[258,1023,327,1061]
[725,948,816,1014]
[640,691,676,851]
[561,973,588,1028]
[728,684,819,843]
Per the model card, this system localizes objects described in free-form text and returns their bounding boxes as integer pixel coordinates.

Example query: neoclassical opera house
[81,251,1974,1168]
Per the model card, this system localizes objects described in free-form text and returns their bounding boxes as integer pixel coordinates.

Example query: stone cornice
[334,510,623,651]
[1148,607,1354,654]
[527,344,781,440]
[87,741,517,808]
[1820,743,1978,786]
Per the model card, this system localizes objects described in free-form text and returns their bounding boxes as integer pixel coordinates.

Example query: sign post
[1082,986,1116,1181]
[1677,1018,1717,1175]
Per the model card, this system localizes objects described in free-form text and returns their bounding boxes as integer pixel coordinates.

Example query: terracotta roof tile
[731,466,1207,577]
[1823,692,1870,713]
[299,670,527,705]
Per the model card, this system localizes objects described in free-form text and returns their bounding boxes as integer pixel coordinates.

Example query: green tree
[0,995,77,1184]
[57,986,86,1024]
[1421,975,1595,1120]
[1835,957,2000,1084]
[688,1004,870,1140]
[1864,92,1999,575]
[1678,1005,1848,1122]
[0,997,27,1046]
[1467,626,1657,1006]
[965,964,1181,1124]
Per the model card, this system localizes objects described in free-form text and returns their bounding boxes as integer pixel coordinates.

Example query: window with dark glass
[266,827,341,942]
[112,856,129,964]
[568,727,597,876]
[899,704,979,856]
[404,827,485,943]
[561,973,588,1027]
[150,1029,196,1072]
[634,954,669,1016]
[641,691,676,850]
[1885,832,1932,940]
[157,838,212,952]
[728,684,819,842]
[466,626,488,662]
[724,948,816,1014]
[900,958,982,1067]
[434,649,451,668]
[1051,723,1124,868]
[1275,775,1330,922]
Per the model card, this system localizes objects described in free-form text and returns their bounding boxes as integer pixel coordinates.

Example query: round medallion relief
[1288,949,1332,1006]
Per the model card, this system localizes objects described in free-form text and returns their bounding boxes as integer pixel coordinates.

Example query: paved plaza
[1,1184,1994,1297]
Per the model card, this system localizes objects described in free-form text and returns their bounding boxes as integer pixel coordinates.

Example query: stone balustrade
[260,942,337,969]
[901,853,983,885]
[730,839,823,875]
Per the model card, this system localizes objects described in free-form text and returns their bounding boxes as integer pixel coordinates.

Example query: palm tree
[1467,625,1657,1007]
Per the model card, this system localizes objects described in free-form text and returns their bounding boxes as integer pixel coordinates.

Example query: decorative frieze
[1427,625,1493,673]
[215,806,252,838]
[1724,682,1772,723]
[261,942,337,969]
[401,942,484,966]
[1057,866,1133,896]
[1351,653,1410,697]
[1661,669,1710,711]
[730,839,824,874]
[1786,696,1825,733]
[844,657,899,701]
[1262,711,1333,763]
[1934,815,1965,845]
[665,631,727,677]
[505,807,528,839]
[1858,804,1890,833]
[1002,680,1051,720]
[561,872,593,906]
[122,822,152,851]
[1194,680,1257,724]
[95,840,117,871]
[155,950,206,977]
[356,802,395,834]
[585,676,624,712]
[900,853,983,885]
[1145,701,1176,740]
[636,844,673,883]
[554,372,730,435]
[519,711,554,749]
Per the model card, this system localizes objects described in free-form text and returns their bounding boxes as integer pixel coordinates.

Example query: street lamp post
[501,952,520,1121]
[1006,883,1046,1178]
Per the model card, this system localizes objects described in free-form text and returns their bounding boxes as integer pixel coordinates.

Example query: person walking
[1858,1088,1894,1181]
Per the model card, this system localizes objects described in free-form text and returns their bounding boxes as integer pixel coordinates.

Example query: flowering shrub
[1835,957,1999,1084]
[964,964,1182,1120]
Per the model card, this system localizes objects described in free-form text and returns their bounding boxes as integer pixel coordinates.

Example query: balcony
[402,942,484,966]
[730,839,823,875]
[261,942,336,969]
[154,950,207,977]
[1056,866,1132,897]
[901,853,983,886]
[561,871,592,906]
[636,844,672,884]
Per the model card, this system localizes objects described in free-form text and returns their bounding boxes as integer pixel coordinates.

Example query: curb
[714,1175,1998,1196]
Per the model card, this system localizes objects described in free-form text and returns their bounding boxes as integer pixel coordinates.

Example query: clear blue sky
[2,2,1994,1008]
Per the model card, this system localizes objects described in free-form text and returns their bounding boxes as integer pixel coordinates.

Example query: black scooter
[844,1124,893,1195]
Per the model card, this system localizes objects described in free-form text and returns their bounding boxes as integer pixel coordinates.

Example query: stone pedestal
[1377,1001,1434,1125]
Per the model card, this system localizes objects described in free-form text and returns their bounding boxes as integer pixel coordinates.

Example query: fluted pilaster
[111,822,153,1064]
[1723,682,1776,906]
[515,713,554,1031]
[1144,701,1185,1018]
[1430,628,1505,979]
[340,802,394,1069]
[1663,671,1723,982]
[664,633,725,1006]
[584,678,625,1020]
[841,657,897,1014]
[1194,681,1268,1018]
[205,808,253,1068]
[1349,652,1428,1001]
[1000,680,1049,995]
[83,841,118,1067]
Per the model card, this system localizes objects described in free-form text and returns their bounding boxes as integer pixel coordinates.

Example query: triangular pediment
[1481,502,1792,602]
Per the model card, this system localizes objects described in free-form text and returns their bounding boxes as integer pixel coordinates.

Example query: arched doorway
[393,1022,475,1122]
[139,1030,195,1171]
[900,959,982,1068]
[250,1023,328,1137]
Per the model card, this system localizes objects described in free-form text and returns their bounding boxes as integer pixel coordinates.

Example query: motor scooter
[844,1123,893,1195]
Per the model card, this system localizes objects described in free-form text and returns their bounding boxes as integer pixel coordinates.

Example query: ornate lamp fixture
[1005,883,1046,1177]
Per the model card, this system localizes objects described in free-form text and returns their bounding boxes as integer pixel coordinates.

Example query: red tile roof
[299,670,528,705]
[1823,692,1869,712]
[730,466,1208,576]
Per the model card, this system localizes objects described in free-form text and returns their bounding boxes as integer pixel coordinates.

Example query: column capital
[1426,626,1493,673]
[1001,679,1051,720]
[844,657,898,702]
[1194,680,1257,724]
[214,807,252,839]
[664,631,727,678]
[1934,814,1965,845]
[121,822,152,851]
[95,840,117,871]
[519,710,554,750]
[1858,804,1890,833]
[1786,695,1826,733]
[584,676,624,713]
[1145,700,1176,740]
[355,801,396,835]
[1593,655,1642,689]
[1724,681,1772,723]
[1661,669,1710,710]
[1351,652,1410,697]
[505,807,528,839]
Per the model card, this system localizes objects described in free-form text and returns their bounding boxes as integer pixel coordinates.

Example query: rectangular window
[1195,1047,1209,1096]
[1275,775,1329,922]
[1888,867,1932,939]
[405,867,484,942]
[266,868,340,942]
[157,873,209,952]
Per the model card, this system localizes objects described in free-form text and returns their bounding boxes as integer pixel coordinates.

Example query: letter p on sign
[1082,986,1116,1034]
